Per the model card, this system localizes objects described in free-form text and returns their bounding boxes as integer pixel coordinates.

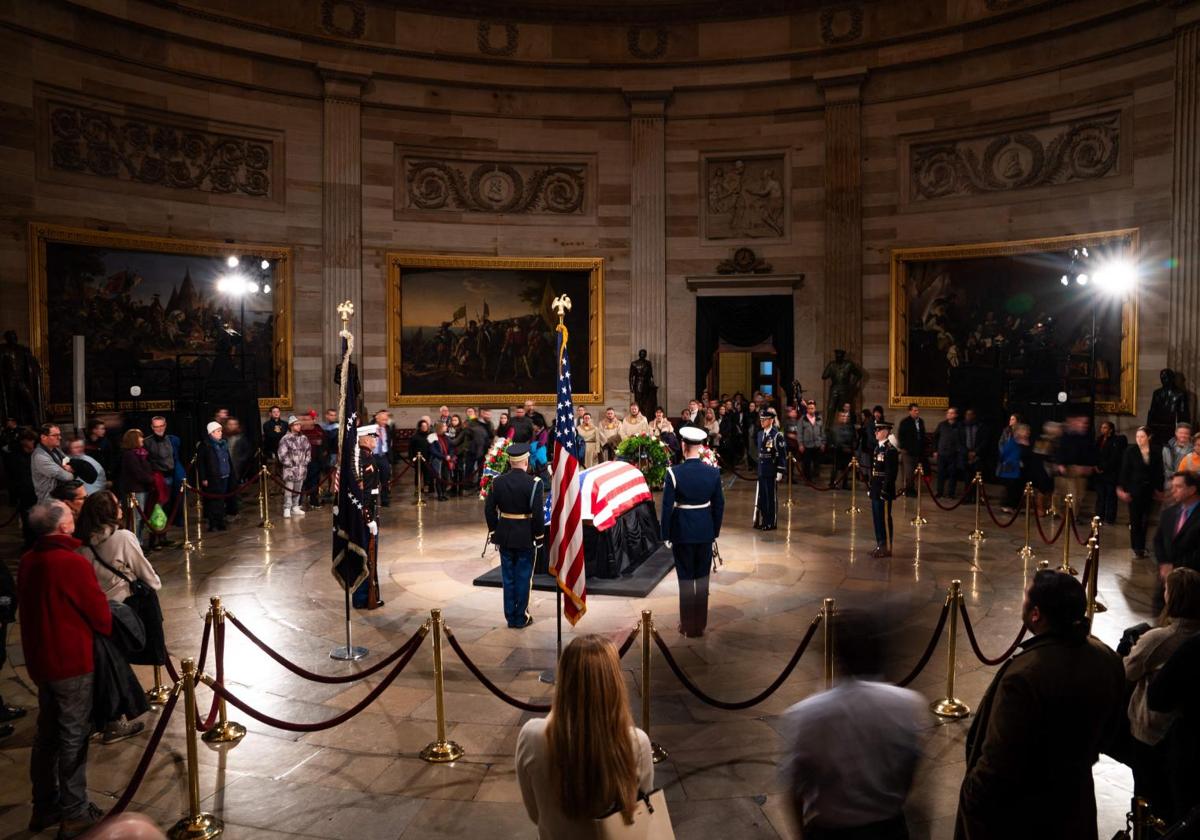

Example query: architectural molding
[477,21,519,56]
[320,0,366,39]
[819,5,864,45]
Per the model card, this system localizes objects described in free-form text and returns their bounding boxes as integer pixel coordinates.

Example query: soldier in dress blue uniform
[484,443,545,628]
[353,424,385,609]
[868,420,899,558]
[754,408,787,530]
[660,426,725,637]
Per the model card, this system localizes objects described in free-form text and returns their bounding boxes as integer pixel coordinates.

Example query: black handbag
[90,548,166,666]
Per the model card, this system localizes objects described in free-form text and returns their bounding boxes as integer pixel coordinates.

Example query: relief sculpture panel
[700,151,789,242]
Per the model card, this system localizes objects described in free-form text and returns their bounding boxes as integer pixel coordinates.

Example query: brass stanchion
[785,453,795,507]
[201,597,246,746]
[845,457,862,514]
[414,453,427,507]
[968,472,984,542]
[1129,796,1167,840]
[145,663,171,707]
[1084,537,1101,622]
[931,580,970,719]
[1017,482,1034,561]
[420,609,464,763]
[258,464,274,529]
[1037,558,1050,570]
[822,598,835,689]
[168,659,223,840]
[1089,516,1107,613]
[192,482,205,551]
[639,609,667,763]
[126,492,137,532]
[1059,494,1077,575]
[181,481,195,551]
[910,465,928,526]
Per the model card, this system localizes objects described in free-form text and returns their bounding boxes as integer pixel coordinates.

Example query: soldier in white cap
[352,423,384,609]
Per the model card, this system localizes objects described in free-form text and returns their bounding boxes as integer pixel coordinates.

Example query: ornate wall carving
[395,147,594,221]
[908,111,1121,202]
[628,26,669,59]
[820,5,864,45]
[321,0,366,39]
[700,150,790,241]
[38,90,282,205]
[477,21,518,56]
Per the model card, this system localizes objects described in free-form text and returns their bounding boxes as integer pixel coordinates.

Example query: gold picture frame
[386,253,604,406]
[28,223,293,413]
[889,229,1139,415]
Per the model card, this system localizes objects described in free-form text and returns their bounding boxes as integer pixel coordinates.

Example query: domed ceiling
[375,0,854,23]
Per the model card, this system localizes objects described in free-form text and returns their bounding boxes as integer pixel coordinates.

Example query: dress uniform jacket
[757,427,787,478]
[869,440,899,501]
[660,459,724,545]
[955,632,1123,840]
[485,469,545,549]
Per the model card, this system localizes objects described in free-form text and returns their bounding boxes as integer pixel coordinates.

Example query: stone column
[318,64,371,407]
[1169,22,1200,403]
[626,90,671,412]
[816,69,867,364]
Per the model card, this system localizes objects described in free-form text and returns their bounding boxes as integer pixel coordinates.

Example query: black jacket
[897,415,925,457]
[92,601,151,731]
[485,468,545,550]
[1154,502,1200,572]
[1095,434,1127,480]
[1118,445,1162,496]
[198,437,233,485]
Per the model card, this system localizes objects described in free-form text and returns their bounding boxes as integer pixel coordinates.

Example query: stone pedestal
[1169,23,1200,403]
[816,70,866,365]
[319,64,371,407]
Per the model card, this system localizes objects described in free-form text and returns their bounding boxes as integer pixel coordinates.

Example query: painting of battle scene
[32,226,290,409]
[702,152,788,241]
[892,232,1138,414]
[387,256,603,404]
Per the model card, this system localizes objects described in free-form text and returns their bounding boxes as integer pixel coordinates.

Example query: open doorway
[695,295,793,404]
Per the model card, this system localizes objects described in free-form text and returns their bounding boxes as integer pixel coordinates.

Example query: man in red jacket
[18,500,112,838]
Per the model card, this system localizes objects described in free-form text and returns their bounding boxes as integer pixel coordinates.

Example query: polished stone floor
[0,475,1156,839]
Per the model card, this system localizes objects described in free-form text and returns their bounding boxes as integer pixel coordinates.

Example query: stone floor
[0,475,1155,839]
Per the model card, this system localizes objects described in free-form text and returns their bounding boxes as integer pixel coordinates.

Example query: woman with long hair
[117,428,157,547]
[1119,426,1165,559]
[516,635,653,838]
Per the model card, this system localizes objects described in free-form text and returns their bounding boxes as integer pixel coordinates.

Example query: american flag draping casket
[578,460,653,531]
[552,460,660,581]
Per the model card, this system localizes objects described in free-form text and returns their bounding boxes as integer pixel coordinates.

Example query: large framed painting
[386,254,604,406]
[889,229,1139,415]
[28,223,293,413]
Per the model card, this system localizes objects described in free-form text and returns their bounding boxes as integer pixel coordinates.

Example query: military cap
[680,426,708,444]
[356,423,378,437]
[507,442,531,458]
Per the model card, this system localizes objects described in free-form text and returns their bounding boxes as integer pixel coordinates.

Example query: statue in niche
[821,349,862,415]
[629,349,658,416]
[0,331,42,427]
[1147,367,1191,443]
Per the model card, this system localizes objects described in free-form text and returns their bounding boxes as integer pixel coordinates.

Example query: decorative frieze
[478,21,519,56]
[909,111,1121,202]
[320,0,365,38]
[628,26,669,59]
[396,147,593,220]
[820,5,864,45]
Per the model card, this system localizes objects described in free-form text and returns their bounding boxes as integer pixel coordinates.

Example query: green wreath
[616,434,671,489]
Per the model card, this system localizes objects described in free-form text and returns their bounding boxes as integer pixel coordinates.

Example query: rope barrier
[195,618,224,733]
[104,685,182,817]
[895,600,951,687]
[200,624,429,733]
[1034,510,1067,545]
[185,472,261,500]
[958,601,1027,666]
[921,475,972,511]
[651,613,821,711]
[1070,514,1091,547]
[225,610,429,684]
[128,489,188,536]
[442,626,552,713]
[979,485,1023,528]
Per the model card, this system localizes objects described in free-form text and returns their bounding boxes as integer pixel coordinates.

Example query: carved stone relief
[820,5,863,45]
[628,26,669,59]
[909,111,1120,202]
[320,0,365,38]
[478,21,518,56]
[701,151,789,241]
[45,97,277,200]
[396,147,593,220]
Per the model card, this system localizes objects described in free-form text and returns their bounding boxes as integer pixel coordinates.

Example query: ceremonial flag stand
[329,301,369,663]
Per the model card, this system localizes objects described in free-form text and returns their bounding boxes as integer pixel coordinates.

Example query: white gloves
[368,521,378,536]
[776,473,783,482]
[665,540,673,549]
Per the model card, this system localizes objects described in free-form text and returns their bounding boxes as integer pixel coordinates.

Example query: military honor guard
[868,420,899,558]
[353,424,385,609]
[484,443,545,628]
[660,426,726,637]
[754,408,787,530]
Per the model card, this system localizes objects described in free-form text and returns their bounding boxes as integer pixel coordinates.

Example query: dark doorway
[695,295,794,402]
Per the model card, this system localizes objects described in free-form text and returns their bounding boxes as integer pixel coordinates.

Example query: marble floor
[0,475,1156,839]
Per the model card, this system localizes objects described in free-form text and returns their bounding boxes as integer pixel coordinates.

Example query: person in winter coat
[198,421,234,531]
[277,416,312,518]
[116,429,157,548]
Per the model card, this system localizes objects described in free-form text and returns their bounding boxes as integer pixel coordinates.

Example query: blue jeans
[31,672,94,820]
[499,548,534,627]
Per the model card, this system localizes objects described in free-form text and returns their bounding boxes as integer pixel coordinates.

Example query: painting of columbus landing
[29,224,292,411]
[386,255,604,405]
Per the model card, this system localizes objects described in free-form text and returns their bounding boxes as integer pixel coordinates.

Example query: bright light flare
[226,255,239,268]
[1092,259,1137,295]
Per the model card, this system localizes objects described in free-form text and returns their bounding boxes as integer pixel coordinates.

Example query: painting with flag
[547,295,587,624]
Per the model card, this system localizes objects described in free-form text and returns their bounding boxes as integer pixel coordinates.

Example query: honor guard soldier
[868,420,899,558]
[353,424,385,609]
[660,426,726,637]
[754,408,787,530]
[484,443,545,628]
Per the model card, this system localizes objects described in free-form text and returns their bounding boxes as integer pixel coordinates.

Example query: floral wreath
[478,438,512,499]
[616,434,672,489]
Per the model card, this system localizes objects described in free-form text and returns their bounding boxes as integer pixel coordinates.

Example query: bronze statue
[821,349,862,415]
[1147,367,1190,443]
[629,349,658,416]
[0,330,42,426]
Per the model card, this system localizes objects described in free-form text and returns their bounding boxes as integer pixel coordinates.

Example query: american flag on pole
[548,322,586,624]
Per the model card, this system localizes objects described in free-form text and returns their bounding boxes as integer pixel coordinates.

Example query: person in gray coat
[32,424,73,502]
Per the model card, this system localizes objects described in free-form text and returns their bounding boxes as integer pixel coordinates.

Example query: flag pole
[539,296,571,686]
[330,300,368,662]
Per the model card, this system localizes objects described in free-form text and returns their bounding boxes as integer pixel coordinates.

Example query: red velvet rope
[186,472,261,499]
[195,618,224,732]
[651,613,821,710]
[1034,511,1067,545]
[103,686,181,817]
[128,489,188,536]
[201,625,428,732]
[224,610,429,684]
[921,474,972,511]
[958,601,1028,666]
[979,486,1023,528]
[895,600,951,688]
[442,625,553,713]
[1071,514,1093,547]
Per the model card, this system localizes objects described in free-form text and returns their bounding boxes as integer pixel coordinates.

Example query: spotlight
[261,259,270,270]
[1076,273,1089,285]
[226,256,240,268]
[1060,274,1069,286]
[1081,247,1089,258]
[263,284,271,294]
[246,281,259,293]
[1057,391,1068,403]
[216,275,230,293]
[1094,258,1137,295]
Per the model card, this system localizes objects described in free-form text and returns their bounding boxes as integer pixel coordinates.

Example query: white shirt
[781,678,927,829]
[516,717,653,840]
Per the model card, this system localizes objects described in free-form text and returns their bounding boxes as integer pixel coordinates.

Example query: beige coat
[1125,618,1200,745]
[618,414,650,440]
[80,524,163,602]
[577,423,601,468]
